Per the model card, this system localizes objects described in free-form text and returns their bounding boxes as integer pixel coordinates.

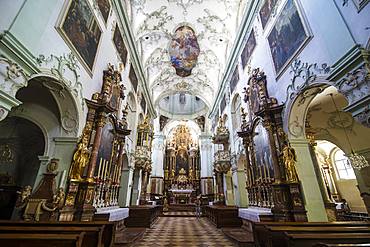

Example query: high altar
[164,125,200,204]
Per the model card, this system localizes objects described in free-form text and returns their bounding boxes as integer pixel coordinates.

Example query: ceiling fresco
[169,26,200,77]
[127,0,248,113]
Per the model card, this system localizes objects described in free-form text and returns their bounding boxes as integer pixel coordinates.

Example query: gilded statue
[69,125,91,180]
[282,143,299,182]
[53,188,65,208]
[189,167,194,181]
[177,168,188,183]
[20,185,32,204]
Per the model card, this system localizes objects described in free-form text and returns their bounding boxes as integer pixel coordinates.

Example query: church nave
[134,216,236,247]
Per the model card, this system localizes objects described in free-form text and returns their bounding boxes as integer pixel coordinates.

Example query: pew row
[0,220,114,247]
[253,221,370,247]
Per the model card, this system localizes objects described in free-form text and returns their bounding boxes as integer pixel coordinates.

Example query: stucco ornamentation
[0,56,29,97]
[335,64,370,107]
[167,0,204,15]
[136,6,173,39]
[286,59,331,104]
[36,53,84,107]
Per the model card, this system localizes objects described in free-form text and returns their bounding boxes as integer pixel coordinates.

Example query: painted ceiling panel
[128,0,248,110]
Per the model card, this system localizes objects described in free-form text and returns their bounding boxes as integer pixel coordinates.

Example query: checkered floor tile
[163,211,196,216]
[135,217,237,247]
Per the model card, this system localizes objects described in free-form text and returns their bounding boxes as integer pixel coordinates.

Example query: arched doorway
[315,140,367,216]
[0,117,45,219]
[285,84,370,221]
[0,117,45,187]
[0,74,82,218]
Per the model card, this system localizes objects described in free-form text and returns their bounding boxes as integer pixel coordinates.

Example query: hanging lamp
[329,93,369,170]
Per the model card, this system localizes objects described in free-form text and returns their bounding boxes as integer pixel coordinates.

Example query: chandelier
[329,93,369,170]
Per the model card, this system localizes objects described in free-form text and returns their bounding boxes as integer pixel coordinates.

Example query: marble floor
[135,217,237,247]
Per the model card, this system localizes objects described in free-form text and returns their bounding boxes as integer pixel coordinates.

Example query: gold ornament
[282,144,299,182]
[69,124,91,180]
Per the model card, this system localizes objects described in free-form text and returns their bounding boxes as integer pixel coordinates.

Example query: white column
[119,164,134,207]
[291,138,328,222]
[151,134,165,177]
[199,135,213,177]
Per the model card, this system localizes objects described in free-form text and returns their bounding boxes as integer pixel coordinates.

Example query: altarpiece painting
[259,0,278,29]
[97,0,110,24]
[267,0,310,76]
[57,0,102,74]
[241,30,256,69]
[113,24,128,66]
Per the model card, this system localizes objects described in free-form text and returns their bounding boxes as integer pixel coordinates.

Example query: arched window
[333,149,355,180]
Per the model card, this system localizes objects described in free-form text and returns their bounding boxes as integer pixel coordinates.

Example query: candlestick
[98,158,102,179]
[59,170,67,188]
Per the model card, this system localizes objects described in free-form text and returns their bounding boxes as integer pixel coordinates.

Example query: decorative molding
[136,6,173,39]
[285,59,331,104]
[0,55,29,97]
[36,53,83,104]
[335,64,369,107]
[167,0,204,15]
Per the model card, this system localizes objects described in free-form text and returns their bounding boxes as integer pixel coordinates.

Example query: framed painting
[259,0,278,29]
[220,94,227,114]
[113,24,128,67]
[97,0,111,24]
[57,0,102,75]
[267,0,311,77]
[241,30,256,69]
[352,0,370,11]
[230,65,240,94]
[129,65,138,92]
[140,97,146,113]
[253,121,274,178]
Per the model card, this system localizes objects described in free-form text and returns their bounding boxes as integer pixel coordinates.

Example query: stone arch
[28,74,83,136]
[282,78,333,222]
[153,89,211,110]
[282,70,370,220]
[4,73,83,189]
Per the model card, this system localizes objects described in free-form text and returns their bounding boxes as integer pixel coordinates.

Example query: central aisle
[135,217,237,246]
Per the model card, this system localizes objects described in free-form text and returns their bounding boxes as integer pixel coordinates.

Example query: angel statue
[16,185,32,208]
[282,143,299,182]
[69,125,91,180]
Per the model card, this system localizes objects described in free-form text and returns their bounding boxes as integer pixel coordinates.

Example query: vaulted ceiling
[125,0,248,114]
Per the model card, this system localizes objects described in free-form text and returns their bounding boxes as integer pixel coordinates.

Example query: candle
[59,170,66,188]
[97,158,102,179]
[102,160,107,180]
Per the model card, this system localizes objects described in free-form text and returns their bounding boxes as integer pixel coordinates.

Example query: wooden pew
[125,205,163,228]
[314,244,370,247]
[0,226,103,247]
[0,220,114,247]
[203,205,242,228]
[284,233,370,247]
[0,232,85,247]
[254,222,370,247]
